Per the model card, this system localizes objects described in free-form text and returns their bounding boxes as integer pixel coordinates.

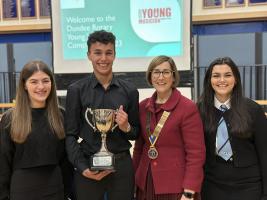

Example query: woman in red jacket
[133,55,206,200]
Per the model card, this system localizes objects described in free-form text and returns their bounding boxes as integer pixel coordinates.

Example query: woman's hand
[180,189,195,200]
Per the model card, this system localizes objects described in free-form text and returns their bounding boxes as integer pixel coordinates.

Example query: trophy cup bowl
[85,108,117,171]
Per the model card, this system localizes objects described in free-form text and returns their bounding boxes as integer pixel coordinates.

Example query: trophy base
[90,152,115,171]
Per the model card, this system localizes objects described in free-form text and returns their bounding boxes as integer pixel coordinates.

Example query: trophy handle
[85,108,97,132]
[111,108,119,132]
[111,124,118,132]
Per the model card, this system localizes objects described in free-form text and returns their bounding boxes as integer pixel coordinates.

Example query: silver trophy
[85,108,118,170]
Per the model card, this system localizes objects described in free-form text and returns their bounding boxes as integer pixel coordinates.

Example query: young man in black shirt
[65,30,140,200]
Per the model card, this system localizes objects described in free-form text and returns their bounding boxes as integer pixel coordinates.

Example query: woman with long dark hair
[198,57,267,200]
[0,61,73,200]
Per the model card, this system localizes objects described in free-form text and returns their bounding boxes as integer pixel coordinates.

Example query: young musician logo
[130,0,182,43]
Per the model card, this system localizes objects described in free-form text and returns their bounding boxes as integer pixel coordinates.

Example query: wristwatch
[183,191,194,199]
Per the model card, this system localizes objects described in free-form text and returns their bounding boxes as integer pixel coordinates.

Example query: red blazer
[133,89,205,194]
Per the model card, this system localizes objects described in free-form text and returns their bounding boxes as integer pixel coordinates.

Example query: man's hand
[115,105,130,132]
[82,168,113,181]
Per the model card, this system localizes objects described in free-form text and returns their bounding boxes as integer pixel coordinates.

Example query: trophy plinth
[90,130,115,171]
[85,108,117,171]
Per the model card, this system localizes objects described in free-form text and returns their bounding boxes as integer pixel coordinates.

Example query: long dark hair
[197,57,251,137]
[11,60,64,143]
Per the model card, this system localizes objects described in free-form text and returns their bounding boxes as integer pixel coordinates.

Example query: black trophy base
[90,154,115,171]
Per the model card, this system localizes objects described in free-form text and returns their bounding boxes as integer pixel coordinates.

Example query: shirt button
[153,161,157,166]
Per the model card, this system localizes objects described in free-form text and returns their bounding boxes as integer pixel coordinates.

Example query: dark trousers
[74,154,134,200]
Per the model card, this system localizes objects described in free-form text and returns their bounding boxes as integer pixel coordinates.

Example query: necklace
[156,91,172,104]
[156,97,168,104]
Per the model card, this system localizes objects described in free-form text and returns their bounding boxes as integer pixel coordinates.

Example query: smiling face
[25,71,51,108]
[151,61,174,97]
[211,64,236,102]
[87,42,115,79]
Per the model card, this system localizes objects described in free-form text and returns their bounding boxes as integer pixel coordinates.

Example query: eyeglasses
[151,69,174,78]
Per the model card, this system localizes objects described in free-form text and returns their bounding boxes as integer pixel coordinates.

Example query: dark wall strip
[55,71,194,90]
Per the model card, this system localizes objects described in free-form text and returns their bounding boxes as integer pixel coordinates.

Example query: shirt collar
[214,96,231,110]
[91,73,119,88]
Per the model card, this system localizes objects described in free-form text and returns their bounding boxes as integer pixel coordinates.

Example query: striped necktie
[216,104,233,161]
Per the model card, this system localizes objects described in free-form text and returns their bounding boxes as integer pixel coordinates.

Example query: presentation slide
[51,0,191,73]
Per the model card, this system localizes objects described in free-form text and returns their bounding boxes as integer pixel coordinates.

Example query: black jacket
[203,98,267,199]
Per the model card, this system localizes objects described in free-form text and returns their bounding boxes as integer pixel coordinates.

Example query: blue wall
[0,44,8,72]
[0,32,51,43]
[193,21,267,35]
[197,33,256,66]
[13,42,52,71]
[263,32,267,64]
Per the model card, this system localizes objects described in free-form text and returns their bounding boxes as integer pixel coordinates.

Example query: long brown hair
[11,60,64,143]
[197,57,251,137]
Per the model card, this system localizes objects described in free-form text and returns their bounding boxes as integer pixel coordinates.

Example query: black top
[0,108,73,200]
[202,98,267,198]
[65,73,140,173]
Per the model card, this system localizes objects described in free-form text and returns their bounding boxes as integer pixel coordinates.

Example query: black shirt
[0,108,65,169]
[65,73,140,173]
[0,108,73,199]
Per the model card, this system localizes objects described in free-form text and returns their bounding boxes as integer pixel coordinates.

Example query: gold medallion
[148,147,158,159]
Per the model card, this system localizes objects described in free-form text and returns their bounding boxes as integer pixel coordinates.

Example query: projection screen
[51,0,192,73]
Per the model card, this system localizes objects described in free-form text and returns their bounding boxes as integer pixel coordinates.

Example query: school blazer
[204,98,267,197]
